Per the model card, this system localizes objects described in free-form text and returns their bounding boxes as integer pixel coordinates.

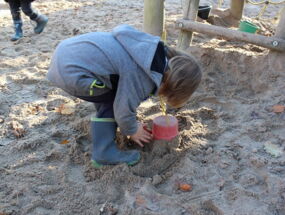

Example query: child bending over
[47,25,202,167]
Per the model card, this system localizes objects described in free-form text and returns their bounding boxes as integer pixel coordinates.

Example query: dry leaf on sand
[29,105,43,115]
[135,195,146,206]
[60,139,70,145]
[10,121,25,138]
[56,103,75,115]
[178,183,192,192]
[272,105,285,113]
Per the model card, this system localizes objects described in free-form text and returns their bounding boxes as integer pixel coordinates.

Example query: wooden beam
[230,0,245,20]
[275,9,285,40]
[143,0,165,37]
[177,0,200,50]
[176,19,285,51]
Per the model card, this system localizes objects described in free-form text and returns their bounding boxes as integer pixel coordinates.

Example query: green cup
[239,21,259,34]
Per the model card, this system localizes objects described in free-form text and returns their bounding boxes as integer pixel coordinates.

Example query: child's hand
[130,123,152,147]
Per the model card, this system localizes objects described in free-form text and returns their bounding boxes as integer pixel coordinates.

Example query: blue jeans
[78,93,115,118]
[8,0,38,21]
[77,75,119,118]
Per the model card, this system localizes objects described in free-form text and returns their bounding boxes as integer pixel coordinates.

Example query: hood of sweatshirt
[112,24,162,91]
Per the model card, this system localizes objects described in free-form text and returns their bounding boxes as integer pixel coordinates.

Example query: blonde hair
[158,46,202,108]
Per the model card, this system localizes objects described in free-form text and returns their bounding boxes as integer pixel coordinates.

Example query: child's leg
[61,75,139,166]
[7,0,23,41]
[20,1,38,21]
[20,1,48,34]
[8,0,21,21]
[90,102,140,167]
[94,102,114,118]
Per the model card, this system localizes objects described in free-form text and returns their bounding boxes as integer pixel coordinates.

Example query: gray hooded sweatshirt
[47,24,163,135]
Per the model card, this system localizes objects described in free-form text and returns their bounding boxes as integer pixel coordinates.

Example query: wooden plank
[176,19,285,51]
[275,10,285,40]
[230,0,245,20]
[143,0,165,37]
[177,0,200,50]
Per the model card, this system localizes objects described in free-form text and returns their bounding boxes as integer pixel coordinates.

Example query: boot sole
[11,35,23,41]
[91,156,140,168]
[34,19,48,34]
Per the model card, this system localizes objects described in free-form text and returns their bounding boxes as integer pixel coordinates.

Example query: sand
[1,0,285,214]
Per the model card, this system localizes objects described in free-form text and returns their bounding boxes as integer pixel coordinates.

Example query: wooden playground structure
[143,0,285,52]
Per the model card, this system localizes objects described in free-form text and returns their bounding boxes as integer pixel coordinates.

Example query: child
[47,24,202,167]
[5,0,48,41]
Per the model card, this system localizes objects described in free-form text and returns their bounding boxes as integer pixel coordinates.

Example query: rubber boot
[91,118,140,168]
[11,20,23,41]
[34,14,48,34]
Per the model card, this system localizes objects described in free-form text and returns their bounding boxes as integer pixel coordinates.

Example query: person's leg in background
[8,0,23,41]
[91,101,140,167]
[20,0,48,34]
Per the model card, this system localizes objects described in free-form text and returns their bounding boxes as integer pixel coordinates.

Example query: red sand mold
[152,115,178,140]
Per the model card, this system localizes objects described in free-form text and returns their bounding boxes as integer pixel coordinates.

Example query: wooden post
[178,0,200,50]
[230,0,245,20]
[275,9,285,40]
[176,19,285,51]
[143,0,165,37]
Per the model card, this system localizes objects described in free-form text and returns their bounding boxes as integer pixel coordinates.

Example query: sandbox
[0,0,284,214]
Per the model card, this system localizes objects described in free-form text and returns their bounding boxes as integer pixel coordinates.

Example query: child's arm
[113,75,154,146]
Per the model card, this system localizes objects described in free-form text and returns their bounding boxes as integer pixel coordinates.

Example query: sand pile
[1,0,285,214]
